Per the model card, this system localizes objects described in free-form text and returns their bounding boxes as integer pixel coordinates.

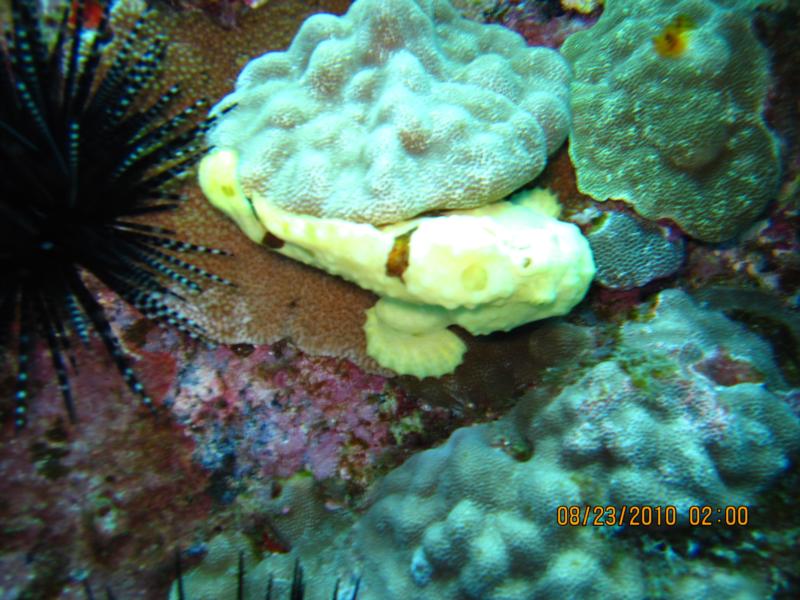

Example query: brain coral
[207,0,572,224]
[561,0,781,242]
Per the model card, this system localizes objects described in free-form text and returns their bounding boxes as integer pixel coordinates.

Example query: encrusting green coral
[561,0,781,242]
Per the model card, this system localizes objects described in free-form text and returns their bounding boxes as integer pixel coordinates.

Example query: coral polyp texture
[0,0,226,428]
[206,0,572,225]
[561,0,781,242]
[177,290,799,599]
[115,0,385,372]
[201,149,595,377]
[343,290,799,599]
[587,211,685,290]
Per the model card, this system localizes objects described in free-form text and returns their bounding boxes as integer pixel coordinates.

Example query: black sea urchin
[172,553,360,600]
[82,551,360,599]
[0,0,229,429]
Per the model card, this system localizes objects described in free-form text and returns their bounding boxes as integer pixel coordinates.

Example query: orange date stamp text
[555,505,751,527]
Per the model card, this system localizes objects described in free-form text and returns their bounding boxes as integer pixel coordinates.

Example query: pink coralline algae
[486,0,600,49]
[696,351,767,387]
[167,341,395,482]
[0,337,212,598]
[86,285,402,487]
[683,204,800,304]
[0,287,408,596]
[76,291,404,494]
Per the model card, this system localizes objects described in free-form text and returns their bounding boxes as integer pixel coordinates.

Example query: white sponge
[199,149,595,377]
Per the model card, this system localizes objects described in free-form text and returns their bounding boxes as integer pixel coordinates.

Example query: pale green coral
[206,0,572,225]
[561,0,781,242]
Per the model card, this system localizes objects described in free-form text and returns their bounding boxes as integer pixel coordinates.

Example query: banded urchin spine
[0,0,230,429]
[83,553,360,599]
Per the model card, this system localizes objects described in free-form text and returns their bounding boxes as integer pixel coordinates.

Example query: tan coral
[111,0,387,371]
[114,0,354,102]
[172,186,382,370]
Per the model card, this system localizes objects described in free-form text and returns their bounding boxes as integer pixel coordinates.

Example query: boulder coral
[343,290,799,599]
[117,0,585,378]
[172,290,800,599]
[205,0,572,225]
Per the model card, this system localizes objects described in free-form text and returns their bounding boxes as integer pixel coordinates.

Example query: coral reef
[0,284,413,597]
[95,288,414,489]
[0,333,212,598]
[690,286,800,387]
[0,4,403,594]
[164,188,381,371]
[175,290,799,599]
[561,0,781,241]
[755,1,800,188]
[680,199,800,306]
[106,0,389,373]
[197,0,597,378]
[2,0,798,598]
[106,0,394,373]
[396,318,598,415]
[341,290,799,599]
[168,340,397,483]
[206,0,572,224]
[129,0,353,103]
[129,0,587,378]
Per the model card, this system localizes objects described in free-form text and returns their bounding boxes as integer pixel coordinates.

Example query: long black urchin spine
[1,0,231,429]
